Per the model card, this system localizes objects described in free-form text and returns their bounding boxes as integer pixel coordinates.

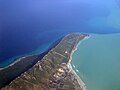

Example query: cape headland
[0,33,88,90]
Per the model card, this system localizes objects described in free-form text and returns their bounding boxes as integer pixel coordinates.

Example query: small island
[0,33,88,90]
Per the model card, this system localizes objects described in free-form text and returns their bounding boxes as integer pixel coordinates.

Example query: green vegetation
[2,33,87,90]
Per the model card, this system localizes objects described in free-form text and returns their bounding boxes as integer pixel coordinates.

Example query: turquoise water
[72,34,120,90]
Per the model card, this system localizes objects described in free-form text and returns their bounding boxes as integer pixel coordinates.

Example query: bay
[72,34,120,90]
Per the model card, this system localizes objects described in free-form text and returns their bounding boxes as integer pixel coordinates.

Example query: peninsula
[0,33,88,90]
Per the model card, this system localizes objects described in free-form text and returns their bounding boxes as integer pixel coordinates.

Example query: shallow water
[72,34,120,90]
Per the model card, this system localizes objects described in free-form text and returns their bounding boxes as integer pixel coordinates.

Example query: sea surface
[72,34,120,90]
[0,0,120,67]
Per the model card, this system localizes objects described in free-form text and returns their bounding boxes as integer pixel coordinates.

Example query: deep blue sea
[0,0,120,67]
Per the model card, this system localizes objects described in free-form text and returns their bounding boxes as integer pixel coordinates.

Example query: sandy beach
[0,55,35,71]
[68,63,86,90]
[67,35,90,90]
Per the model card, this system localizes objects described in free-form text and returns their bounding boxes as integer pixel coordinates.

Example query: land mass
[0,33,88,90]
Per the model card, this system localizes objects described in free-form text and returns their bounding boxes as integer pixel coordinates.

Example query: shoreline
[0,36,63,71]
[68,63,86,90]
[0,55,35,71]
[0,33,89,90]
[67,35,90,90]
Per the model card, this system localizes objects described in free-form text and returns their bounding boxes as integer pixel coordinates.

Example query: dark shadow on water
[0,36,63,89]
